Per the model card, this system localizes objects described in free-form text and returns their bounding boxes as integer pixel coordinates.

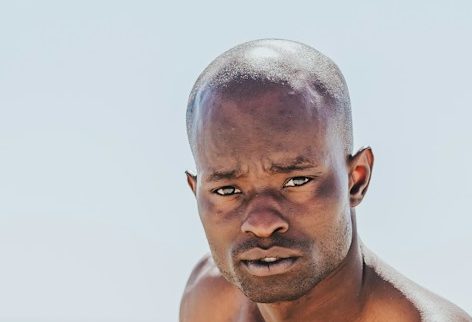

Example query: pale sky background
[0,1,471,321]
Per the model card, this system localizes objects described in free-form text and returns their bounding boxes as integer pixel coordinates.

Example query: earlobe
[348,147,374,207]
[185,170,198,196]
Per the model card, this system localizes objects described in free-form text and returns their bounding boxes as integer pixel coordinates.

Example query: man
[180,39,471,322]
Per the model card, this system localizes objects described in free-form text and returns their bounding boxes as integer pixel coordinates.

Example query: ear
[185,170,197,196]
[348,147,374,207]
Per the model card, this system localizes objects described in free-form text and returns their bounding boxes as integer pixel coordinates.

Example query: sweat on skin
[180,39,472,322]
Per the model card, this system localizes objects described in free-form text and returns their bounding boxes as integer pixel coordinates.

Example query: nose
[240,194,289,238]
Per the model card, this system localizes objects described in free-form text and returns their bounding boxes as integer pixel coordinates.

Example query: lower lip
[242,257,298,277]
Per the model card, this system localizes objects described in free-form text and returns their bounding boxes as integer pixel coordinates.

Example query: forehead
[193,83,338,171]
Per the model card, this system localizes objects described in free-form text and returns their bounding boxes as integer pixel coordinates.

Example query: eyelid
[212,185,242,196]
[283,176,313,187]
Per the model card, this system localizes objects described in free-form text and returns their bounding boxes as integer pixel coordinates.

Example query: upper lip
[238,246,303,261]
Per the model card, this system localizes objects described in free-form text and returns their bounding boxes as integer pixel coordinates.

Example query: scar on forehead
[204,155,320,182]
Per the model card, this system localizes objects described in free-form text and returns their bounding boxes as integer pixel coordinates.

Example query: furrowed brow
[205,169,243,182]
[269,157,319,174]
[269,164,317,174]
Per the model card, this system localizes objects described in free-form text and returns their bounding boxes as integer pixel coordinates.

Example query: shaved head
[186,39,353,156]
[181,38,470,322]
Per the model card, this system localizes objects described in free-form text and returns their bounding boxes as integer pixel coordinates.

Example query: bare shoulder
[361,245,472,322]
[179,254,249,322]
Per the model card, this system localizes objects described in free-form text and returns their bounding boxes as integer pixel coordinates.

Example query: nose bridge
[241,189,289,237]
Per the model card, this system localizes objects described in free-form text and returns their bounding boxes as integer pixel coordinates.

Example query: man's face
[189,84,353,303]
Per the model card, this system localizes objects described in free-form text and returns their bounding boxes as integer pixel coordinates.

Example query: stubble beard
[208,245,343,304]
[235,259,330,303]
[208,221,352,303]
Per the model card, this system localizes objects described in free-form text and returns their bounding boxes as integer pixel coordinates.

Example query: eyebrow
[205,157,319,182]
[269,162,317,174]
[269,156,319,174]
[205,169,243,182]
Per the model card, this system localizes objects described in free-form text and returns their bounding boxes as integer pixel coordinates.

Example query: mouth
[242,256,299,277]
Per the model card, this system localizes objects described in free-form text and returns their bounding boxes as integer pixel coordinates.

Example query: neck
[255,211,367,322]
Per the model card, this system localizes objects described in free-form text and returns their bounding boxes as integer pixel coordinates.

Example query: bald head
[186,39,353,156]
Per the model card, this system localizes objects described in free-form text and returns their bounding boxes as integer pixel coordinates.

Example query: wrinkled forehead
[191,82,341,171]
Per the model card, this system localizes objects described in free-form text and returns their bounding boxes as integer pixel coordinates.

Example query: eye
[284,176,312,187]
[213,186,242,196]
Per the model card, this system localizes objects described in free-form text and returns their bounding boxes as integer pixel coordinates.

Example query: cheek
[197,192,242,225]
[289,171,350,235]
[196,193,242,260]
[313,172,352,258]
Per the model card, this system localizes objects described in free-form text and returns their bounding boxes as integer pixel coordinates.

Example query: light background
[0,1,471,321]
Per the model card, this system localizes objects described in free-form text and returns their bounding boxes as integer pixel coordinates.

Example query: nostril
[274,225,288,234]
[240,210,289,237]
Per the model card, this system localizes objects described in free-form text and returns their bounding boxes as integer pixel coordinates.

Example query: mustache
[231,234,312,258]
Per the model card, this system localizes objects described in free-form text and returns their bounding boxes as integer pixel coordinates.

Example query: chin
[236,273,321,303]
[243,288,307,303]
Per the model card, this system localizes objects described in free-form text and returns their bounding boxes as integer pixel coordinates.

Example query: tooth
[262,257,277,262]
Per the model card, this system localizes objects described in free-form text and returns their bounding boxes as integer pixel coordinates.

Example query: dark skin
[180,84,422,322]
